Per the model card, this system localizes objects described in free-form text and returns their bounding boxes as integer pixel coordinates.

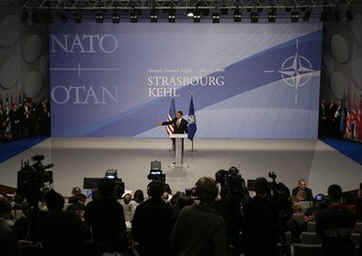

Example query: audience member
[133,189,144,204]
[36,190,88,256]
[84,179,127,255]
[243,177,279,256]
[316,184,356,256]
[132,181,175,256]
[292,179,313,201]
[171,177,227,256]
[120,193,136,223]
[0,198,17,256]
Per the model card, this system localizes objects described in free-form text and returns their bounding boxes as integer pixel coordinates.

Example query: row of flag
[166,96,197,141]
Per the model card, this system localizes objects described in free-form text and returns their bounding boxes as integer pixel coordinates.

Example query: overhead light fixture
[250,11,258,23]
[112,10,120,23]
[320,8,330,22]
[220,5,228,15]
[73,11,82,23]
[291,10,300,23]
[268,8,276,23]
[150,9,158,23]
[96,11,104,23]
[303,9,311,22]
[233,9,241,23]
[212,12,220,23]
[186,9,194,17]
[193,9,200,22]
[130,9,138,23]
[59,12,68,23]
[168,9,176,23]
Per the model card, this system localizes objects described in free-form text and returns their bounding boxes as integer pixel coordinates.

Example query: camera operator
[171,177,227,256]
[213,167,249,255]
[316,184,356,256]
[132,181,175,256]
[35,190,90,256]
[0,197,17,256]
[84,178,127,255]
[244,177,280,256]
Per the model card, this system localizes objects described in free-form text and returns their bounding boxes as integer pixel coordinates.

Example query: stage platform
[0,137,361,196]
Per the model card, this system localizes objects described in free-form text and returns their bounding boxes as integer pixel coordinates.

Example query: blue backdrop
[50,23,322,138]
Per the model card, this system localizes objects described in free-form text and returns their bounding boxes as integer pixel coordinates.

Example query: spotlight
[193,10,200,23]
[250,12,258,23]
[303,9,311,22]
[112,10,120,23]
[346,9,353,21]
[212,12,220,23]
[186,9,194,17]
[268,8,276,23]
[96,11,104,23]
[150,9,158,23]
[168,9,176,23]
[291,10,300,23]
[233,9,241,23]
[73,11,82,23]
[130,9,138,23]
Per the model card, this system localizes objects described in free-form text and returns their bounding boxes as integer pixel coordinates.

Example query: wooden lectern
[169,134,187,167]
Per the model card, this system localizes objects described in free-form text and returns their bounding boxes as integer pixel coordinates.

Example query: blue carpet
[322,138,362,165]
[0,137,48,164]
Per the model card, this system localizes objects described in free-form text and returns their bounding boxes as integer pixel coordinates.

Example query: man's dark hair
[133,189,144,203]
[177,111,183,116]
[45,190,65,212]
[147,181,164,198]
[328,184,342,202]
[254,177,269,196]
[195,177,218,203]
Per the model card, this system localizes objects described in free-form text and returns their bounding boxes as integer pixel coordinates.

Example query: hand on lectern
[156,120,162,126]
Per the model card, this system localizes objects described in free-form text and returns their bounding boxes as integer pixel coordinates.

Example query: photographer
[214,167,249,255]
[84,178,127,255]
[244,177,280,256]
[171,177,227,256]
[132,181,175,256]
[0,197,17,256]
[37,190,89,256]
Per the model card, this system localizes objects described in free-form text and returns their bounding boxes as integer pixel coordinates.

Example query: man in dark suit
[162,111,188,134]
[292,179,313,202]
[161,111,188,151]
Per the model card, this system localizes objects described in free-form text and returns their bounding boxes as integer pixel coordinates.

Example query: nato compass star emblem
[264,39,315,104]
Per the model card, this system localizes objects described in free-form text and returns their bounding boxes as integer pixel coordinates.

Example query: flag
[187,96,197,140]
[166,98,176,135]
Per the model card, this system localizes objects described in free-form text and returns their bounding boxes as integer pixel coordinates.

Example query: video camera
[83,169,125,199]
[215,166,249,200]
[16,155,54,205]
[147,160,166,184]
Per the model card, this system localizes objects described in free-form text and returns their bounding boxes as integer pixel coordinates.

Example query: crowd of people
[0,98,51,143]
[1,169,362,256]
[319,99,362,142]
